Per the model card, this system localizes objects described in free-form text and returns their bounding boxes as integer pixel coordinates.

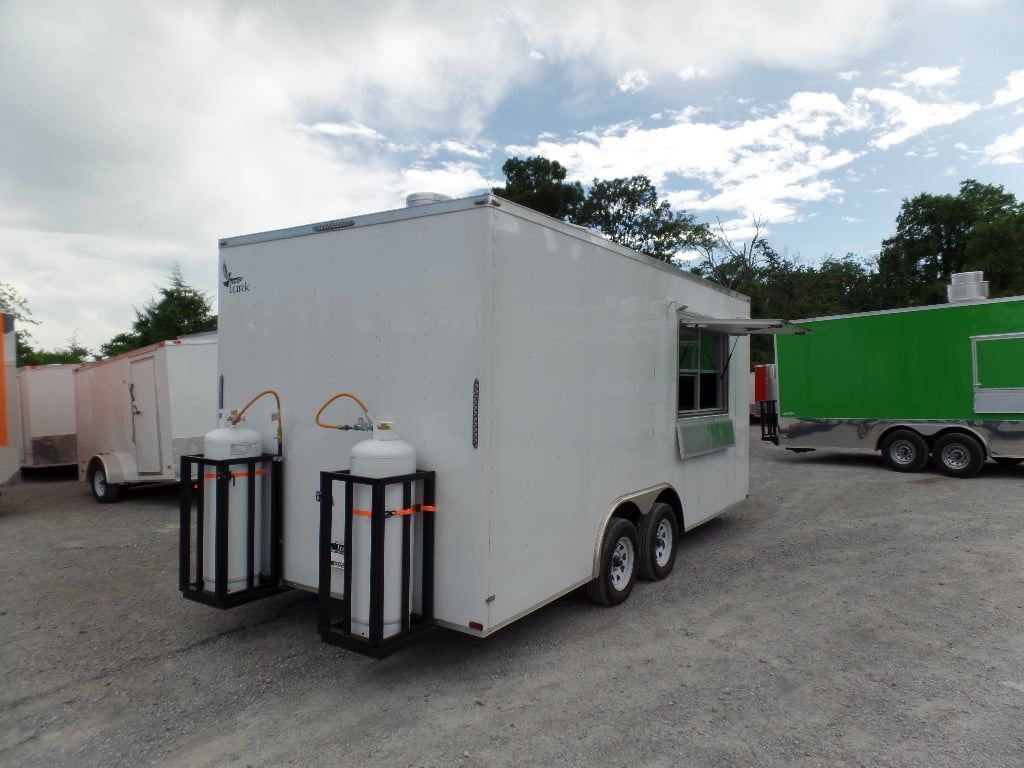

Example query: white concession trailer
[18,364,77,468]
[75,336,217,501]
[181,194,791,656]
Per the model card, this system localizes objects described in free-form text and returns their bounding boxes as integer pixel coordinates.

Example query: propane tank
[349,417,416,639]
[202,410,264,593]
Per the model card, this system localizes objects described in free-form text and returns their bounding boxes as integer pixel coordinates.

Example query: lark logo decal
[222,262,251,293]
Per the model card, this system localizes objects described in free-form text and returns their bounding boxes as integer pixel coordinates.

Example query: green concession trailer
[768,295,1024,478]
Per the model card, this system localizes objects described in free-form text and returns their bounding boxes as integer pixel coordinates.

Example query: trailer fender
[86,453,132,486]
[591,484,682,579]
[85,453,132,503]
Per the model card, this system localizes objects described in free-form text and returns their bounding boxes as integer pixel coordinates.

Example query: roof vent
[947,271,989,302]
[405,192,452,208]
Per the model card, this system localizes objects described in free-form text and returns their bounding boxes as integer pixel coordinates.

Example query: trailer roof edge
[217,194,750,305]
[789,294,1024,324]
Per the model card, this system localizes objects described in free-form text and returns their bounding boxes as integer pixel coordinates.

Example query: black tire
[90,464,122,503]
[638,503,678,581]
[931,432,985,479]
[993,456,1024,466]
[586,518,639,606]
[880,429,930,473]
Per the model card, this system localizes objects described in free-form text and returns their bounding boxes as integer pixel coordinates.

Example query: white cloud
[853,88,980,149]
[895,65,961,91]
[0,0,1016,348]
[981,125,1024,164]
[305,122,385,141]
[401,162,492,196]
[617,69,651,93]
[436,140,496,159]
[503,0,906,77]
[508,90,867,231]
[993,70,1024,106]
[679,66,711,81]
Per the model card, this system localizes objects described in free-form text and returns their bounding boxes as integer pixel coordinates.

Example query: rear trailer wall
[18,365,77,467]
[218,204,495,632]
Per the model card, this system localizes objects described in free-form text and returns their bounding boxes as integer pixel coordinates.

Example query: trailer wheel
[89,465,121,503]
[638,503,678,581]
[587,518,638,606]
[932,432,985,478]
[880,430,929,473]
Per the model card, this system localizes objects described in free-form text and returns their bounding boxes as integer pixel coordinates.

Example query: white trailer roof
[219,194,750,304]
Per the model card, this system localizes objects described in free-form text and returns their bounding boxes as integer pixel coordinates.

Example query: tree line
[4,159,1022,367]
[2,264,216,367]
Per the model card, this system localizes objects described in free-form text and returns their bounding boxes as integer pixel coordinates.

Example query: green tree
[493,156,714,264]
[17,335,93,366]
[1,281,39,366]
[492,156,585,221]
[576,176,716,263]
[1,282,94,366]
[692,216,775,294]
[874,180,1023,307]
[99,264,217,357]
[963,210,1024,297]
[99,332,144,358]
[694,244,876,365]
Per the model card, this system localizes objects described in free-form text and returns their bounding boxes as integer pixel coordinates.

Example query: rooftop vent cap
[947,271,989,302]
[405,192,452,207]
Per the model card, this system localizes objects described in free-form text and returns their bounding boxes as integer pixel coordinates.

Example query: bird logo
[222,262,244,288]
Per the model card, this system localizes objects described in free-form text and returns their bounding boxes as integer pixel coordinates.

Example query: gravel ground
[1,435,1022,768]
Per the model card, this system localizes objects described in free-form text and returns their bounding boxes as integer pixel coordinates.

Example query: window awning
[678,315,809,336]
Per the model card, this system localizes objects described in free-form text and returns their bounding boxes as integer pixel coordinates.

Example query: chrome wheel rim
[610,536,635,591]
[654,519,673,567]
[940,443,970,470]
[890,439,918,466]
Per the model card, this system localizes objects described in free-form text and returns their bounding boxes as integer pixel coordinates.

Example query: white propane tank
[202,412,264,593]
[349,417,416,639]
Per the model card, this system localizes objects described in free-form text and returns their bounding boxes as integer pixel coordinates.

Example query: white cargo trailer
[183,194,793,656]
[0,313,21,488]
[18,364,77,468]
[75,335,217,502]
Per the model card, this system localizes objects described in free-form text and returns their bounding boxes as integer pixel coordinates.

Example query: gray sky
[2,0,1022,351]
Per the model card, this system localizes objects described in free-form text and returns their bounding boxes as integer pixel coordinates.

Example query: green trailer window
[678,326,727,414]
[972,333,1024,413]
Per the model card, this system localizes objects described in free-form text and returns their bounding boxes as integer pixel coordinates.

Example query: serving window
[678,326,727,415]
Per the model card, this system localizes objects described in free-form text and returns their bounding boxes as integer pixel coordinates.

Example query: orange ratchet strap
[202,469,265,480]
[351,504,437,518]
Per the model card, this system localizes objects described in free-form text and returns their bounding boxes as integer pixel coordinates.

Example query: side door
[129,356,162,474]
